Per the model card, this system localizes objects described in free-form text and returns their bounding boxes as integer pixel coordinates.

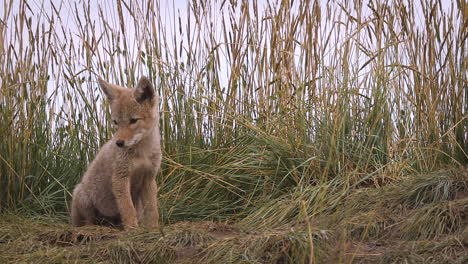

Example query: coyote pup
[71,76,161,229]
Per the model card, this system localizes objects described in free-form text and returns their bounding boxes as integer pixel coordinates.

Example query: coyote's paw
[124,224,138,231]
[144,221,159,230]
[123,217,139,229]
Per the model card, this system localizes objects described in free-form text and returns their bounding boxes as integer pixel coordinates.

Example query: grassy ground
[0,0,467,263]
[1,168,466,263]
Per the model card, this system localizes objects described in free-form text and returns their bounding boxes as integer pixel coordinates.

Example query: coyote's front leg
[140,178,159,228]
[113,164,138,228]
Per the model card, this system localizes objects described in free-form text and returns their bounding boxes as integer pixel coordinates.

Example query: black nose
[116,140,125,147]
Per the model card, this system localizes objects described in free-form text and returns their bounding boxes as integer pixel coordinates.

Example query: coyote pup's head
[98,76,159,149]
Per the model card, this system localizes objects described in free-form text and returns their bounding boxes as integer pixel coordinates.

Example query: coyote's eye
[113,120,117,125]
[130,118,139,124]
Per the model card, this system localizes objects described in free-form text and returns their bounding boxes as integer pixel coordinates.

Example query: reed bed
[0,0,466,262]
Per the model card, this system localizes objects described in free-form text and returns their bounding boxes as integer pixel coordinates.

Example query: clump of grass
[240,178,345,229]
[201,229,329,264]
[397,169,468,208]
[161,227,215,248]
[400,198,467,240]
[106,239,175,264]
[340,169,467,241]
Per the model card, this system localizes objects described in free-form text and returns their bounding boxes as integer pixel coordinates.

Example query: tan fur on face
[71,76,161,230]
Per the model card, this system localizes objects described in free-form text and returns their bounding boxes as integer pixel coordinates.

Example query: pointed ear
[98,78,118,101]
[134,76,155,104]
